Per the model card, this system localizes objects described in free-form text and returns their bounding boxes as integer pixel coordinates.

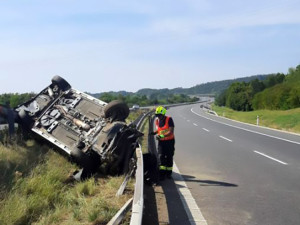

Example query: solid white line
[193,123,198,126]
[254,151,288,165]
[191,108,300,146]
[173,163,208,225]
[202,128,210,132]
[219,136,233,142]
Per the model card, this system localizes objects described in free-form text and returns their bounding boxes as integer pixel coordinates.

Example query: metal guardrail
[107,198,133,225]
[129,146,144,225]
[0,124,18,131]
[130,97,214,111]
[0,124,9,130]
[129,111,153,224]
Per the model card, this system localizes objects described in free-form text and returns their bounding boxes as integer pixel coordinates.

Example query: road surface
[168,104,300,225]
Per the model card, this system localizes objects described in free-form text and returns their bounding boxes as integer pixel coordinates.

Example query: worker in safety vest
[151,106,175,180]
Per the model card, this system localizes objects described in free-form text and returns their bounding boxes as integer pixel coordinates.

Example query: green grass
[127,109,151,153]
[139,117,149,154]
[126,109,147,124]
[0,139,49,195]
[212,104,300,133]
[0,110,142,225]
[0,139,134,225]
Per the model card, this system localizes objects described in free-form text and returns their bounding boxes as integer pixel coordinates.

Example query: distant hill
[90,74,269,98]
[87,90,134,99]
[184,75,269,95]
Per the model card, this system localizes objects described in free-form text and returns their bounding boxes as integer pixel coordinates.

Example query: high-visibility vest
[155,116,175,141]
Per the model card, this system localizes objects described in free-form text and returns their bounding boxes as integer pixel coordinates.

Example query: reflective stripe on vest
[155,116,174,141]
[159,165,167,170]
[166,167,173,171]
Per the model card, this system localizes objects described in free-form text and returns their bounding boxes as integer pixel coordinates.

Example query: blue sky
[1,0,300,94]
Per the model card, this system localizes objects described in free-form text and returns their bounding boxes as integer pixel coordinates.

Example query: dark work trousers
[158,139,175,178]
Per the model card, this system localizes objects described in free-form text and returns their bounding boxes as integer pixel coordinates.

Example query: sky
[1,0,300,94]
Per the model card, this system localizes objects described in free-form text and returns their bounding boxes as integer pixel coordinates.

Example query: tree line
[215,65,300,111]
[0,91,198,109]
[99,92,199,106]
[0,93,35,108]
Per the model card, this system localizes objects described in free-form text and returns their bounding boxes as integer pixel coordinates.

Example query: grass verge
[0,109,144,224]
[212,105,300,134]
[0,139,134,225]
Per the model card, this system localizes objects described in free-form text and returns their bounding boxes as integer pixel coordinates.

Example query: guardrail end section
[107,198,133,225]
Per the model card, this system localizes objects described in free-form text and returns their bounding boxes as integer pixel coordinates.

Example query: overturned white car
[3,76,143,179]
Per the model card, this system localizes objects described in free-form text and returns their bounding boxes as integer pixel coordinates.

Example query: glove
[156,134,165,140]
[150,131,157,135]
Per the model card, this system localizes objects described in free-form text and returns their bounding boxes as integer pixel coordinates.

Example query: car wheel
[51,75,71,91]
[18,109,34,129]
[104,100,129,121]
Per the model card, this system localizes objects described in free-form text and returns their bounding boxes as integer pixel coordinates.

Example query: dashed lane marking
[254,150,288,165]
[202,128,210,132]
[219,136,233,142]
[193,123,198,126]
[191,108,300,146]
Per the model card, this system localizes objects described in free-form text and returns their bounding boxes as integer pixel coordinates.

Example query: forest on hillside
[0,73,274,108]
[215,65,300,111]
[0,91,198,109]
[98,92,198,107]
[89,74,269,98]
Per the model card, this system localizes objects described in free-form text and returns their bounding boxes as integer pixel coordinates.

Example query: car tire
[18,109,34,129]
[104,100,129,121]
[51,75,71,91]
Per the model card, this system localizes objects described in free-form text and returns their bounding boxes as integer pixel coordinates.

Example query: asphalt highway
[168,104,300,225]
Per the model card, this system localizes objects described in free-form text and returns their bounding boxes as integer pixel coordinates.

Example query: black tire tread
[51,75,71,91]
[104,100,129,121]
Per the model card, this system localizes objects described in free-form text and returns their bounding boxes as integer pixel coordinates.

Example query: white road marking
[193,123,198,126]
[202,128,210,132]
[254,151,288,165]
[219,136,233,142]
[191,108,300,146]
[173,163,208,225]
